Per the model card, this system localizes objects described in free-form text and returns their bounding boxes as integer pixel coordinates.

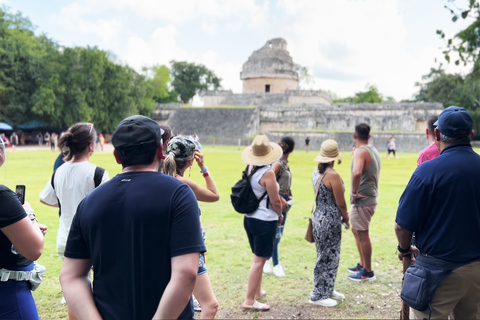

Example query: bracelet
[397,245,410,253]
[200,167,208,174]
[350,193,357,198]
[203,172,210,178]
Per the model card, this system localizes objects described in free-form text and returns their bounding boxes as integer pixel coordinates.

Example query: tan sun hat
[242,135,282,166]
[314,139,342,163]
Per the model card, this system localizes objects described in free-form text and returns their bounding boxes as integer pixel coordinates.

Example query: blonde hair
[163,152,193,177]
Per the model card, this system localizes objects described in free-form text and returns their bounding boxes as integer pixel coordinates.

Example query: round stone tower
[240,38,299,94]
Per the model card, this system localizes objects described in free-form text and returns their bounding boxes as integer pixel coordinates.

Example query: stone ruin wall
[151,102,443,152]
[243,77,298,94]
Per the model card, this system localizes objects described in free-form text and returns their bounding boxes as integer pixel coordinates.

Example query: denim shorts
[244,216,277,258]
[198,253,207,275]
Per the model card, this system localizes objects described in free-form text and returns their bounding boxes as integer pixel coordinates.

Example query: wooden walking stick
[400,253,412,320]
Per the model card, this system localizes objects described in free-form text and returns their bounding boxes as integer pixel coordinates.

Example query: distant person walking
[386,136,398,159]
[305,136,311,153]
[348,123,381,282]
[309,139,349,307]
[417,115,440,166]
[44,132,50,148]
[10,132,18,151]
[36,133,42,146]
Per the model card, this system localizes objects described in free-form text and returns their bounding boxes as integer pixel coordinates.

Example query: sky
[2,0,475,103]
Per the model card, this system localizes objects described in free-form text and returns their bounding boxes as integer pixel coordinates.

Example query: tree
[170,61,221,103]
[414,66,464,106]
[437,1,480,66]
[332,84,384,103]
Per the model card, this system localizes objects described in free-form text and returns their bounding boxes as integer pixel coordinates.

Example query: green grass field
[1,145,473,319]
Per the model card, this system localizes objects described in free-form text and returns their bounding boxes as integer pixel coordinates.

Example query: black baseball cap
[112,115,164,157]
[434,106,473,138]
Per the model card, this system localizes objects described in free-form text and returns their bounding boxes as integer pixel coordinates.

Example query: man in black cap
[60,115,205,319]
[395,106,480,319]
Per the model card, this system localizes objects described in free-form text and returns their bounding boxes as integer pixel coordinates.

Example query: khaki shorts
[350,205,376,231]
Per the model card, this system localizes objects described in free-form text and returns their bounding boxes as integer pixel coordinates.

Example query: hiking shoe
[193,296,201,312]
[347,263,363,274]
[348,268,376,282]
[309,298,337,307]
[330,290,345,300]
[263,260,272,274]
[273,264,285,278]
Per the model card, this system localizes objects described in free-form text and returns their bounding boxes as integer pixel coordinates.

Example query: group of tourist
[1,106,479,319]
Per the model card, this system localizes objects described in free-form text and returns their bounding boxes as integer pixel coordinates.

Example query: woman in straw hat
[241,135,287,312]
[309,139,349,307]
[164,136,220,319]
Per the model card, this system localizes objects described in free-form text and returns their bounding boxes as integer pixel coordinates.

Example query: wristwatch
[397,245,410,253]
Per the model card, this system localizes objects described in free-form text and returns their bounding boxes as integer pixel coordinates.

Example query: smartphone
[15,185,26,205]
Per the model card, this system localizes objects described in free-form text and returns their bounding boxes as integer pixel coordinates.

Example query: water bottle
[11,208,36,255]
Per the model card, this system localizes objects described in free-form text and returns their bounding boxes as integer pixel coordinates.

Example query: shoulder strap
[94,167,105,188]
[247,165,268,201]
[51,170,56,190]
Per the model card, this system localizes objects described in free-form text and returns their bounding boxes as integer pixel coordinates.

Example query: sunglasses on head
[85,123,94,135]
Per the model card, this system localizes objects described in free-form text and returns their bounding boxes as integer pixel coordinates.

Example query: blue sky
[2,0,474,102]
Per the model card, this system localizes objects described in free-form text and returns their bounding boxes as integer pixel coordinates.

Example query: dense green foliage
[413,1,480,136]
[332,84,393,103]
[170,60,222,103]
[0,7,221,132]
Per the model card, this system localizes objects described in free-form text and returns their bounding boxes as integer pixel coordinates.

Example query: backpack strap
[247,165,268,202]
[94,167,105,188]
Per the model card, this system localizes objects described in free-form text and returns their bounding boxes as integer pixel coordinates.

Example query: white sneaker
[330,290,345,300]
[192,295,201,312]
[273,264,285,278]
[263,260,272,274]
[309,298,337,307]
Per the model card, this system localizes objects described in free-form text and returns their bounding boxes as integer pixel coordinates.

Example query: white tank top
[245,166,279,221]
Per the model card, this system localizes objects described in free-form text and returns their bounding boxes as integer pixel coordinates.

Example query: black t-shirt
[0,185,31,269]
[65,172,206,320]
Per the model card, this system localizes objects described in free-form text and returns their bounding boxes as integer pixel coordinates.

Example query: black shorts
[244,216,277,258]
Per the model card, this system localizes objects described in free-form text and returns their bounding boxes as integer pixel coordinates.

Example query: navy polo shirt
[396,143,480,263]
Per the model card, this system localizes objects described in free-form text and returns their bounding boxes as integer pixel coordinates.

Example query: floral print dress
[310,168,342,301]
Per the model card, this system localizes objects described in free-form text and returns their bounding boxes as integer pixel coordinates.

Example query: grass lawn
[2,144,473,319]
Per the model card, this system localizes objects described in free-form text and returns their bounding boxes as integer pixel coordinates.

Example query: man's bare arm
[60,258,102,320]
[351,148,369,203]
[152,252,199,319]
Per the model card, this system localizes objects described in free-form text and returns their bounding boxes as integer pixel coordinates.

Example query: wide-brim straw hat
[242,135,282,166]
[315,139,342,163]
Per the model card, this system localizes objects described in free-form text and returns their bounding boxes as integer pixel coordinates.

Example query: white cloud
[51,2,123,46]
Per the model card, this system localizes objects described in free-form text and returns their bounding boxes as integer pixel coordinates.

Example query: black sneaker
[347,263,363,274]
[348,268,376,282]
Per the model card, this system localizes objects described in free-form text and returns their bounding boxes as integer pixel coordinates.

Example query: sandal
[242,300,270,311]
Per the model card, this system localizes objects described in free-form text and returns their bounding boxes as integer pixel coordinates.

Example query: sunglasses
[85,123,94,135]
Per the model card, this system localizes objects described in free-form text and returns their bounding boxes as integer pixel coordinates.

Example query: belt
[0,268,35,282]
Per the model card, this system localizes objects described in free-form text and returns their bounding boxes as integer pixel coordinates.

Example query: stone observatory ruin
[155,38,444,152]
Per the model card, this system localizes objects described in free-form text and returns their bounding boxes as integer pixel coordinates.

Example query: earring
[189,166,192,177]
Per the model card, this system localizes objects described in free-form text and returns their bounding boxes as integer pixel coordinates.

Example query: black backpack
[231,165,267,214]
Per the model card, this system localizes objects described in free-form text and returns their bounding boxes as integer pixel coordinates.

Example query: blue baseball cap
[433,106,473,138]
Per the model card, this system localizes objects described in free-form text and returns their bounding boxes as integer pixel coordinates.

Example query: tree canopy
[170,60,221,104]
[0,6,221,133]
[332,84,392,103]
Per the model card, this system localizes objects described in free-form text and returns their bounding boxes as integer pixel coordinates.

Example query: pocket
[401,265,429,311]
